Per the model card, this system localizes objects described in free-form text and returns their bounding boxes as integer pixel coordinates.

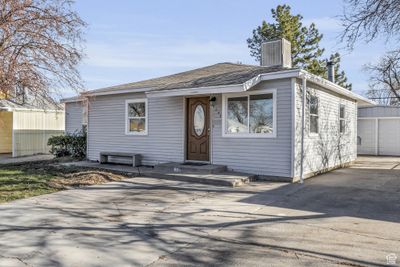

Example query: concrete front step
[62,161,255,187]
[143,171,255,187]
[154,162,227,174]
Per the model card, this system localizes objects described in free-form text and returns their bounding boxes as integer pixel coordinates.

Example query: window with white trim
[339,104,345,133]
[223,90,275,137]
[126,99,147,135]
[308,94,319,134]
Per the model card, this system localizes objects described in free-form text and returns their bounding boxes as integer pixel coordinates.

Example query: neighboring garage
[358,106,400,155]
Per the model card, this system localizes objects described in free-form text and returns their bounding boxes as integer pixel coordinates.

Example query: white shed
[0,99,65,157]
[358,106,400,156]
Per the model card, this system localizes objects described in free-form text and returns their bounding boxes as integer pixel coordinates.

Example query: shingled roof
[86,62,294,94]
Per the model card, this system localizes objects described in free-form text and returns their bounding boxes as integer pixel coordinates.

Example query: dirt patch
[49,171,126,188]
[3,158,132,189]
[0,159,135,203]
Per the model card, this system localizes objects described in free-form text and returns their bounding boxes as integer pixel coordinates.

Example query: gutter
[249,69,375,106]
[299,77,307,184]
[298,70,375,106]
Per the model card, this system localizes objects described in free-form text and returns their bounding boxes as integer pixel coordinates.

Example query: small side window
[308,94,319,134]
[339,104,345,133]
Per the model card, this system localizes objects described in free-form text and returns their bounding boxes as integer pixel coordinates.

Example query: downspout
[299,76,307,183]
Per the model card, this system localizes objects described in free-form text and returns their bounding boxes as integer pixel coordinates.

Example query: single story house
[63,39,374,182]
[0,96,65,157]
[358,105,400,156]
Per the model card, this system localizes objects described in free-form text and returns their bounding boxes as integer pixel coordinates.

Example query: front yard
[0,157,399,266]
[0,161,127,203]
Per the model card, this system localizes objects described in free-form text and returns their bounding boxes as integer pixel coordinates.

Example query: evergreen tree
[247,5,352,90]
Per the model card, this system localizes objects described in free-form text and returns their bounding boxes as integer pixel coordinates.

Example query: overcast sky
[68,0,396,98]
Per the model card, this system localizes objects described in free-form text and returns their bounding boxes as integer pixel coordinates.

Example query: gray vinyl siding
[87,93,184,164]
[211,79,293,178]
[358,106,400,117]
[65,102,83,134]
[294,80,357,178]
[85,80,293,177]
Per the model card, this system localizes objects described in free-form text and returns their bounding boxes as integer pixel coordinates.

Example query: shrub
[48,129,87,159]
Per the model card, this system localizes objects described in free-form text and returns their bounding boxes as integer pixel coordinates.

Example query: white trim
[147,84,244,98]
[358,116,400,120]
[299,77,307,183]
[339,104,346,134]
[298,70,375,106]
[308,94,319,135]
[248,69,375,106]
[125,98,148,136]
[243,69,301,90]
[221,88,277,138]
[290,78,296,178]
[82,87,151,97]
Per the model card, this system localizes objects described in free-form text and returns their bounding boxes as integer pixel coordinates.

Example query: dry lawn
[0,160,130,203]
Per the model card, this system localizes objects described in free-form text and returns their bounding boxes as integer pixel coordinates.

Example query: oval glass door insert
[194,104,205,136]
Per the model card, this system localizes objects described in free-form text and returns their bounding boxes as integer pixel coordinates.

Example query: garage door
[357,119,377,155]
[378,119,400,156]
[358,118,400,156]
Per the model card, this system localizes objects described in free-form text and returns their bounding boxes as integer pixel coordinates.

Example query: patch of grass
[0,168,60,203]
[0,160,131,204]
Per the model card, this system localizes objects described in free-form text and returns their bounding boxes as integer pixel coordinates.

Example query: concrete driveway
[0,156,399,267]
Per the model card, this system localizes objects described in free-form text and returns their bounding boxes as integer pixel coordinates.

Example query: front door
[186,97,210,161]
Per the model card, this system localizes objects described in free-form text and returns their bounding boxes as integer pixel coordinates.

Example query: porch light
[209,96,216,108]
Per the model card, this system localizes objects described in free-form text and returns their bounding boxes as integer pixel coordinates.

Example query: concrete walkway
[0,156,399,266]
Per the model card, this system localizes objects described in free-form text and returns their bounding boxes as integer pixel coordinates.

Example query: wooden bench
[100,152,142,167]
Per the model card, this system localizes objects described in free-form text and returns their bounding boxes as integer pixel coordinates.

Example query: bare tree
[341,0,400,49]
[0,0,86,105]
[340,0,400,104]
[365,50,400,103]
[366,88,399,106]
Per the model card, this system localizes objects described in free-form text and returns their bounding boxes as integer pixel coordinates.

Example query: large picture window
[125,99,148,135]
[223,90,276,137]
